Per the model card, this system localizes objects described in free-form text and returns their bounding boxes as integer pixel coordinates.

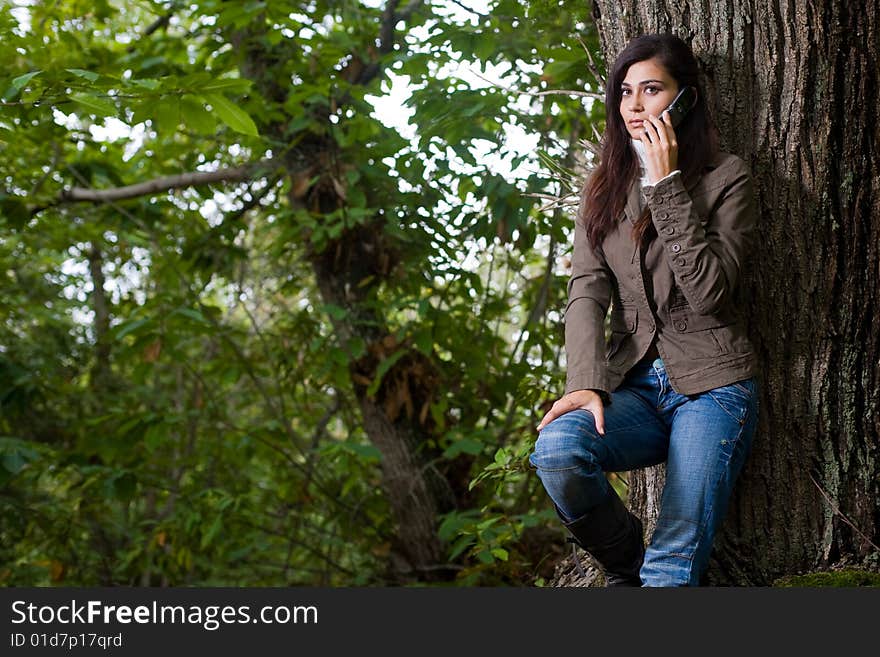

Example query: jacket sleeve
[643,158,756,316]
[563,214,612,396]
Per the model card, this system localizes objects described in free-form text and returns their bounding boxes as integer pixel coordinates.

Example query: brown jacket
[563,151,759,397]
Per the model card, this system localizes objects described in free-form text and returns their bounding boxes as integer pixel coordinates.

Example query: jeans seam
[531,464,582,473]
[706,390,746,424]
[685,419,748,583]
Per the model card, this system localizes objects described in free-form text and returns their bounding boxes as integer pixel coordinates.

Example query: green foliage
[773,570,880,587]
[0,0,603,586]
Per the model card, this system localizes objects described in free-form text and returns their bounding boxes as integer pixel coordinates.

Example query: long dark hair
[579,34,719,250]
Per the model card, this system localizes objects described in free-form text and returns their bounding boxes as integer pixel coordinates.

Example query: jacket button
[664,226,675,235]
[676,257,686,267]
[675,320,687,332]
[627,320,635,331]
[671,242,682,253]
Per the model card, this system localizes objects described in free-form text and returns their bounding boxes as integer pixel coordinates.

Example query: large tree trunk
[307,212,458,582]
[555,0,879,585]
[228,12,463,582]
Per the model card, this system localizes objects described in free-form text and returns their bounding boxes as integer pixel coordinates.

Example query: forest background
[2,0,877,587]
[2,0,603,586]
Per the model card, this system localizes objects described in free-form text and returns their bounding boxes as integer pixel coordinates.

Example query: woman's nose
[627,93,643,111]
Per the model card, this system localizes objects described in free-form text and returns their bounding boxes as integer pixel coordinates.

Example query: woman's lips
[629,119,644,126]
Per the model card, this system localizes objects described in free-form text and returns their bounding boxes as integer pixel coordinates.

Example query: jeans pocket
[706,378,755,424]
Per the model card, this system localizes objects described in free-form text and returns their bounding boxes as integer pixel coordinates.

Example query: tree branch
[461,69,604,101]
[29,141,62,198]
[445,0,486,17]
[353,0,424,85]
[58,160,275,204]
[576,34,607,89]
[378,0,402,55]
[126,6,176,54]
[395,0,425,28]
[809,471,880,552]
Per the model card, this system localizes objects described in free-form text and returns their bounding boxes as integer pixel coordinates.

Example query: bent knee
[530,412,600,472]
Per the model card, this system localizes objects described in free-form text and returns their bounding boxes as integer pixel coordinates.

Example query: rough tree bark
[552,0,879,586]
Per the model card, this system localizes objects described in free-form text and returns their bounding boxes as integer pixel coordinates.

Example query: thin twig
[575,34,606,89]
[809,471,880,552]
[460,69,603,101]
[445,0,486,17]
[29,141,62,198]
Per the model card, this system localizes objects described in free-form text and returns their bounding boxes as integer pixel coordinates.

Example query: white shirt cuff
[644,169,681,187]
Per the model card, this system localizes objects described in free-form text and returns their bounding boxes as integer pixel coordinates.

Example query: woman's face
[619,57,680,139]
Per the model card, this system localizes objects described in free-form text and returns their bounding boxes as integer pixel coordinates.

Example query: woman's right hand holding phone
[536,389,606,435]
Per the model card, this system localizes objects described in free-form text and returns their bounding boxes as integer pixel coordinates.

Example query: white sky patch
[9,1,34,33]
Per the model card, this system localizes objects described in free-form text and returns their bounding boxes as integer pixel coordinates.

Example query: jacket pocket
[607,306,638,361]
[667,310,732,358]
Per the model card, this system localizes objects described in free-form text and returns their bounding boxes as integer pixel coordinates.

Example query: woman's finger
[536,407,559,431]
[537,391,604,432]
[590,400,606,435]
[536,412,550,431]
[646,114,668,147]
[642,114,660,144]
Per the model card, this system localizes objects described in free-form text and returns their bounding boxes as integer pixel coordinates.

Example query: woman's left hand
[640,110,678,184]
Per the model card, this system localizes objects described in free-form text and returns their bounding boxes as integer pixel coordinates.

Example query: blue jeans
[529,357,759,586]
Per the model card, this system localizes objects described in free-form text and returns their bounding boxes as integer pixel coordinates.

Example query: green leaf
[205,93,259,136]
[341,441,382,462]
[2,450,27,475]
[449,535,476,561]
[143,423,166,452]
[476,549,495,564]
[180,95,217,134]
[413,328,433,355]
[443,437,484,459]
[491,548,509,561]
[172,307,211,324]
[114,318,151,340]
[153,96,180,135]
[110,471,137,500]
[128,78,161,90]
[199,78,253,94]
[322,304,348,320]
[4,71,42,100]
[200,515,223,549]
[69,92,116,117]
[66,68,100,82]
[0,195,29,230]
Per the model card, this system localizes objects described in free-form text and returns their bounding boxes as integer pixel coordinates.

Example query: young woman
[530,33,760,587]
